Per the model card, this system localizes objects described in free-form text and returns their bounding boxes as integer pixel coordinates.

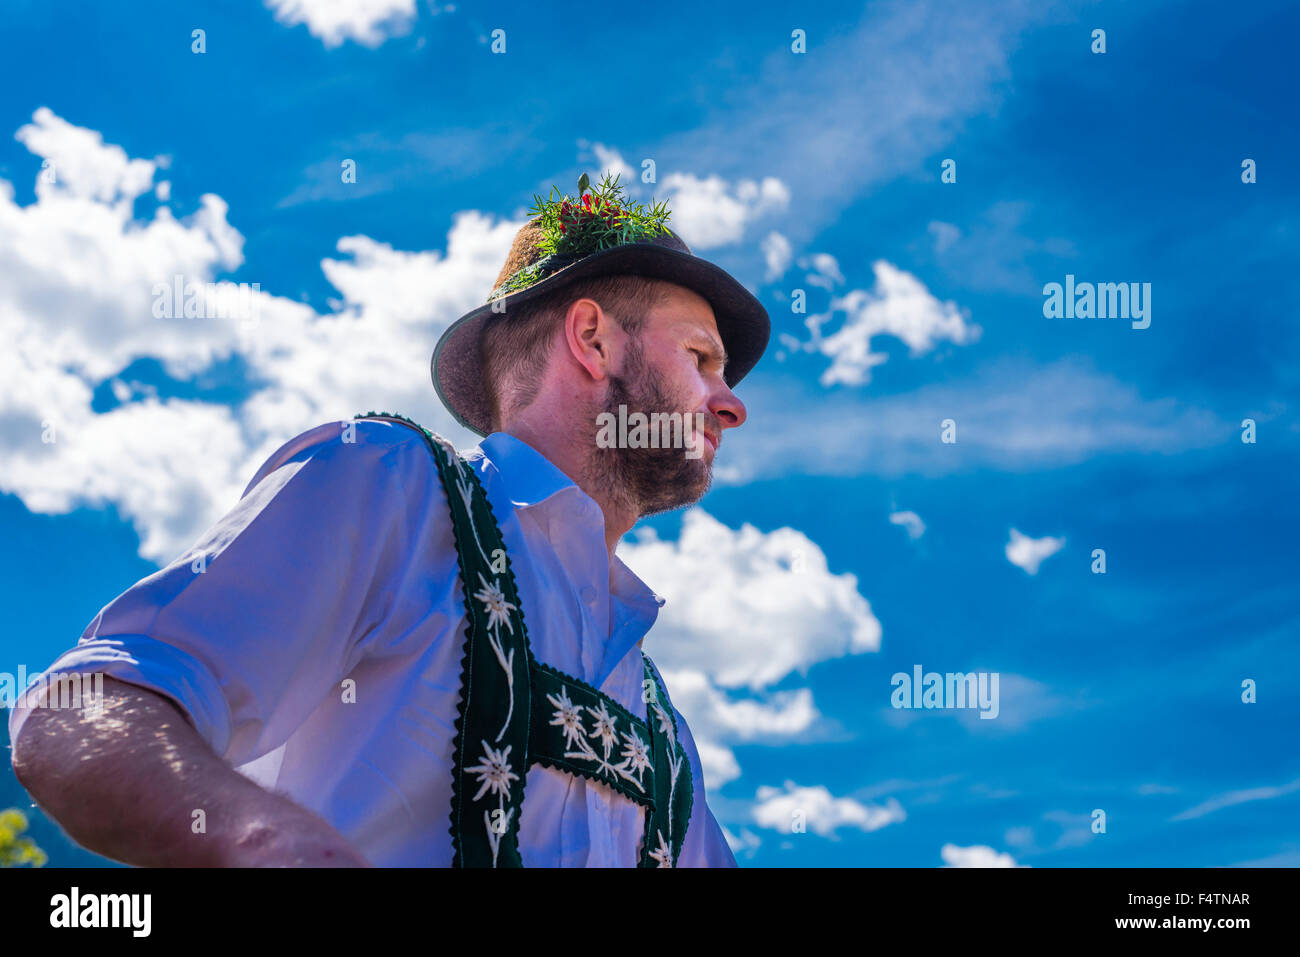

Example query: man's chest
[276,610,654,867]
[259,416,685,865]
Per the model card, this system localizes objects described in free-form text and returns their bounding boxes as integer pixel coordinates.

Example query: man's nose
[709,383,747,430]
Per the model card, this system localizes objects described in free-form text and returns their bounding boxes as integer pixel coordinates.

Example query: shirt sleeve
[672,704,739,868]
[7,419,440,767]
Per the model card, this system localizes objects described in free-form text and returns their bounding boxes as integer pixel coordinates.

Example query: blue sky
[1,0,1297,868]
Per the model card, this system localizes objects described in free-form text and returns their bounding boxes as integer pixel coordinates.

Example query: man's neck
[502,420,637,557]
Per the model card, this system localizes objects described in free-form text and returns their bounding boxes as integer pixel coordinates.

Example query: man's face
[594,283,747,516]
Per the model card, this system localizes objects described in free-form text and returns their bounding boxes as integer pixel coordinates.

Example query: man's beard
[589,336,716,518]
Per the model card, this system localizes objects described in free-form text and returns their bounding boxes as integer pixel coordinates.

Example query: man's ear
[563,297,618,382]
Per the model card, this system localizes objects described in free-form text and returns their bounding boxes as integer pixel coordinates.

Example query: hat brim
[431,241,771,436]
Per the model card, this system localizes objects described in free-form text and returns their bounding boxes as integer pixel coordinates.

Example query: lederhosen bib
[355,412,693,867]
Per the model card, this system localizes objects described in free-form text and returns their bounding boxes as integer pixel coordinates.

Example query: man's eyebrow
[687,333,728,366]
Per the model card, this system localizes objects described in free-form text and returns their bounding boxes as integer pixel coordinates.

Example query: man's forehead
[648,283,721,338]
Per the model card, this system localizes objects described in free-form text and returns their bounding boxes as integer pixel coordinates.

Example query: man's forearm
[11,676,366,867]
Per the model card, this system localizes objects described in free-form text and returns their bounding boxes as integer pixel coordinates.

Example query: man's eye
[691,349,707,366]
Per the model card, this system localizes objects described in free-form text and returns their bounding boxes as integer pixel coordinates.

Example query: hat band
[487,252,580,302]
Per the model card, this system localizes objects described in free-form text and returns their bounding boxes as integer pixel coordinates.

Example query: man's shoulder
[242,415,453,500]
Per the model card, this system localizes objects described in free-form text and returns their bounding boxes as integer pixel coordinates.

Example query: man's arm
[10,420,444,866]
[12,676,369,867]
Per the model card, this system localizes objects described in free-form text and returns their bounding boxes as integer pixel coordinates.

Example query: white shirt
[8,419,736,867]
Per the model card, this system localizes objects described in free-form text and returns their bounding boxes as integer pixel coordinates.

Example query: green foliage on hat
[531,171,671,259]
[489,173,672,300]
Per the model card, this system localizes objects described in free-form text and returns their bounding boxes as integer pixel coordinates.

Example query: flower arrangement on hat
[490,172,673,299]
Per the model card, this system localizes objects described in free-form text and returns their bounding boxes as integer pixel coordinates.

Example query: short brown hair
[479,274,675,429]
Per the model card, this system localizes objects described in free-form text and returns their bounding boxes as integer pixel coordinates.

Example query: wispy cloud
[655,0,1053,243]
[1172,777,1300,822]
[921,202,1078,294]
[718,357,1230,483]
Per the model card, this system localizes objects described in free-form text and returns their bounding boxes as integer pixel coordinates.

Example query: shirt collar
[475,431,580,511]
[472,430,667,613]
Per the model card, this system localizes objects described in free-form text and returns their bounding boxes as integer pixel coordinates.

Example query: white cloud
[693,739,742,791]
[657,666,820,790]
[0,113,869,806]
[622,509,879,792]
[658,669,820,741]
[802,252,844,290]
[761,231,792,282]
[753,781,906,837]
[264,0,422,49]
[0,109,510,563]
[940,843,1023,867]
[658,172,789,249]
[16,108,156,207]
[583,142,636,186]
[1005,529,1065,575]
[810,260,979,387]
[621,509,881,690]
[721,825,762,858]
[889,510,926,540]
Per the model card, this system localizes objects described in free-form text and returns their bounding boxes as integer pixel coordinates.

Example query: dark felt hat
[431,187,771,436]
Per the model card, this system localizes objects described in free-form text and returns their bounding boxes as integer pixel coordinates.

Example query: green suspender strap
[353,413,693,867]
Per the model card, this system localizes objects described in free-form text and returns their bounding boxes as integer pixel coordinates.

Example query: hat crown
[489,219,691,302]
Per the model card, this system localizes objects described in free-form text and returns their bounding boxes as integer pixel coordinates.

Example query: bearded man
[10,175,770,867]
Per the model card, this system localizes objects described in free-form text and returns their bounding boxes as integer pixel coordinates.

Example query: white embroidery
[466,739,520,867]
[474,572,518,742]
[620,728,652,786]
[466,739,519,802]
[648,830,673,868]
[445,444,491,566]
[589,700,619,754]
[548,687,647,793]
[474,573,516,635]
[547,686,585,750]
[650,687,685,864]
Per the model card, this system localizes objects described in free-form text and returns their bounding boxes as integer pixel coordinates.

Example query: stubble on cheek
[595,347,715,516]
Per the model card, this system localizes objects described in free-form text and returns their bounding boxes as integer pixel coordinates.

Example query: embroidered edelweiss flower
[474,573,516,634]
[466,740,519,802]
[649,831,673,868]
[620,729,652,783]
[586,700,619,754]
[651,700,676,749]
[547,687,585,749]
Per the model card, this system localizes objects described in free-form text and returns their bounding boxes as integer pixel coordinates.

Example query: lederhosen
[355,412,693,867]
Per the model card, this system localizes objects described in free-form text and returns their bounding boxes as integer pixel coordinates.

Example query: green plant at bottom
[0,807,47,867]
